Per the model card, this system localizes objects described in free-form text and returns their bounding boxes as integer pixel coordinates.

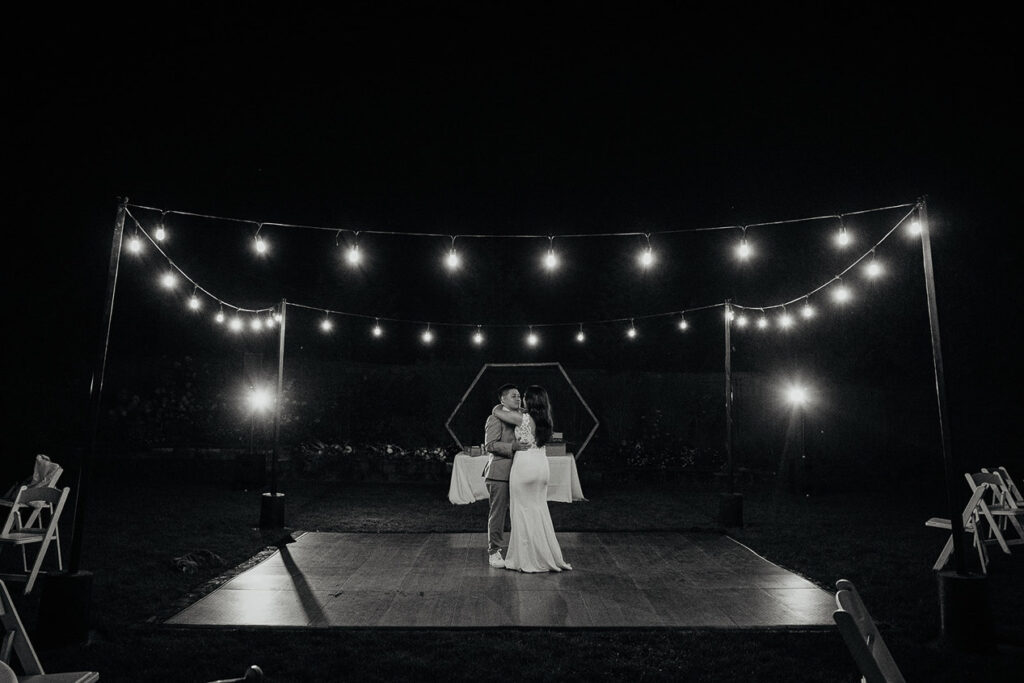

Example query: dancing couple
[482,384,572,572]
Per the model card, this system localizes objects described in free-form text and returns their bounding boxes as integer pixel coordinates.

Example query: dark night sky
[8,7,1019,458]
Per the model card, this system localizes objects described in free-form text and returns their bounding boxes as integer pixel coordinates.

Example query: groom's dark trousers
[483,409,517,556]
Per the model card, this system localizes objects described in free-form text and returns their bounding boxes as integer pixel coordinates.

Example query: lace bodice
[515,413,536,447]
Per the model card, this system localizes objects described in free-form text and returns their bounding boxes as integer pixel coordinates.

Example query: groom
[482,383,526,568]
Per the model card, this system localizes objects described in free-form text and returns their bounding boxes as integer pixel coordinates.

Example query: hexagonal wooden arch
[445,362,599,459]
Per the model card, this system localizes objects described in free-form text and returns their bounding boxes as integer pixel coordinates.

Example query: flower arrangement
[293,440,457,480]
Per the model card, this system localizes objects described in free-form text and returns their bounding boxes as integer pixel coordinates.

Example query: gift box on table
[546,432,566,457]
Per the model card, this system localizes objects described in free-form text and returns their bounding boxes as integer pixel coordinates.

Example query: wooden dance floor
[165,531,835,628]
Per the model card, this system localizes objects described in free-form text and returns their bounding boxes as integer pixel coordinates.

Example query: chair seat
[0,532,46,545]
[18,673,100,683]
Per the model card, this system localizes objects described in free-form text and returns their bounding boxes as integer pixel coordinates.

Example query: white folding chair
[832,579,905,683]
[925,484,1002,573]
[0,487,69,594]
[0,579,99,682]
[0,456,64,573]
[966,472,1024,551]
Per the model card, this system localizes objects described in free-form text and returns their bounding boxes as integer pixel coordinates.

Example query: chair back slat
[833,581,906,683]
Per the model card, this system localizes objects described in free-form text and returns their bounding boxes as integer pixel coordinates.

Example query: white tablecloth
[448,453,585,504]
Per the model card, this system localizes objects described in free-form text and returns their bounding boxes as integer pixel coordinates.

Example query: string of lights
[123,202,922,344]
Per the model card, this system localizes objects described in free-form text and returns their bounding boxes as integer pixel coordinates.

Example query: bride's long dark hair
[522,385,553,447]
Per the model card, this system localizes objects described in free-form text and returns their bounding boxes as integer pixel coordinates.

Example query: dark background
[7,7,1018,484]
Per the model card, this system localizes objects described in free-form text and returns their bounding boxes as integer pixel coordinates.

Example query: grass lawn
[8,463,1022,682]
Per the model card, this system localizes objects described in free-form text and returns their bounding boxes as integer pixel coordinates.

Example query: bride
[490,385,572,572]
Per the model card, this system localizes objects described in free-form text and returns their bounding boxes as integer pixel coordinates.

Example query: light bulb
[832,284,851,303]
[801,303,815,319]
[215,311,225,324]
[757,316,769,329]
[639,248,655,268]
[786,385,809,406]
[865,261,883,278]
[835,229,851,247]
[422,328,434,344]
[626,326,637,339]
[736,239,752,260]
[678,317,689,331]
[544,250,559,270]
[779,312,794,329]
[160,272,177,289]
[908,219,923,236]
[255,236,267,254]
[526,331,539,347]
[576,330,586,343]
[127,236,142,254]
[188,295,201,310]
[735,314,748,328]
[265,316,276,328]
[724,309,734,322]
[472,330,484,345]
[346,245,361,265]
[250,317,263,331]
[445,249,461,270]
[372,323,383,337]
[229,316,243,332]
[155,226,167,241]
[321,318,333,332]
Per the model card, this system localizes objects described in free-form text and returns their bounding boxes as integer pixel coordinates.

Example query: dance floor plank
[165,532,835,628]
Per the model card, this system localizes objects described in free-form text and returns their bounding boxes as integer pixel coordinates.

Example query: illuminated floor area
[165,531,836,628]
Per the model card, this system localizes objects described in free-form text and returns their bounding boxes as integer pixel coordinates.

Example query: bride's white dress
[504,413,573,572]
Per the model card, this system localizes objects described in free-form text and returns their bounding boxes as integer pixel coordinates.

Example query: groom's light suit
[483,406,518,556]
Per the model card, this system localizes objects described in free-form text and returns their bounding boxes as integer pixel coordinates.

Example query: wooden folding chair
[0,487,69,594]
[966,472,1024,550]
[0,580,99,682]
[832,579,905,683]
[207,665,264,682]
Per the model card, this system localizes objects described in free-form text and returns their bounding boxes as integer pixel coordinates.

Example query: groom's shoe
[488,551,506,568]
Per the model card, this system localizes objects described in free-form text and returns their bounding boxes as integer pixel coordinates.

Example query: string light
[320,313,333,332]
[543,237,559,270]
[160,271,178,289]
[778,309,794,329]
[124,201,918,349]
[155,212,168,242]
[254,224,267,255]
[907,219,923,236]
[445,237,461,270]
[735,228,753,260]
[834,216,852,248]
[638,234,655,268]
[864,250,883,279]
[421,325,434,344]
[786,385,809,406]
[800,299,815,319]
[832,280,852,304]
[724,308,734,322]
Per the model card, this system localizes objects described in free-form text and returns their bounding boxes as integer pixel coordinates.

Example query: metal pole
[918,197,967,575]
[724,300,734,492]
[270,299,287,496]
[69,197,127,572]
